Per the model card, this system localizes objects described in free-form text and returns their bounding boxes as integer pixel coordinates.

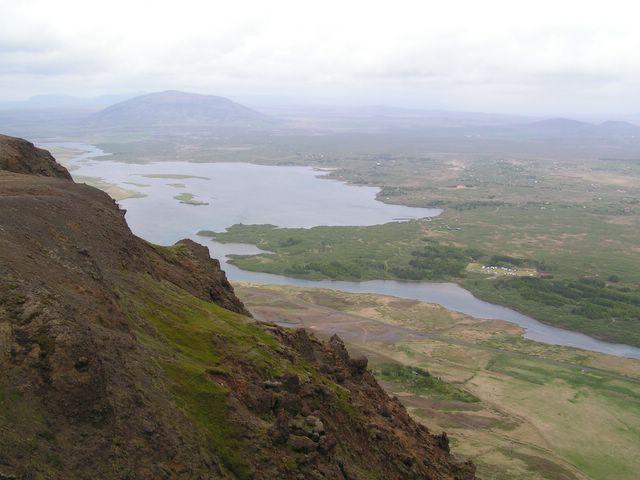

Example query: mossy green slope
[116,273,474,479]
[120,276,282,478]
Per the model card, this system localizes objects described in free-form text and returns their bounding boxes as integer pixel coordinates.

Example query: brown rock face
[0,134,72,179]
[0,135,475,480]
[160,238,251,315]
[0,135,250,478]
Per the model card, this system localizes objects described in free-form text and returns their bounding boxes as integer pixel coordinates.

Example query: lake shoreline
[44,141,640,359]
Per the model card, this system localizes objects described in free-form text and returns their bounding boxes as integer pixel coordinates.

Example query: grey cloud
[0,50,107,75]
[532,71,619,86]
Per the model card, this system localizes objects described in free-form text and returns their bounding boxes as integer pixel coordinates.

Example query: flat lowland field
[189,135,640,348]
[234,283,640,480]
[207,215,640,346]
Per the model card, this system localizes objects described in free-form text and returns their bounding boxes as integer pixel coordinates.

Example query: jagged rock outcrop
[157,238,251,316]
[0,134,72,179]
[0,135,475,480]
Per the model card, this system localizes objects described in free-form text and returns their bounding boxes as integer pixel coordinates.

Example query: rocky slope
[0,134,71,179]
[0,134,476,480]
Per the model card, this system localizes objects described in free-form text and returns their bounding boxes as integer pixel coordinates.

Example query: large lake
[46,142,640,359]
[51,144,440,242]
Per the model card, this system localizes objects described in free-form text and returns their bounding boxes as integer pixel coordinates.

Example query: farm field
[235,283,640,480]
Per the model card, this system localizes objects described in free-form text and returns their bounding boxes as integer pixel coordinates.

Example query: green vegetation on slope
[121,276,286,478]
[117,273,389,478]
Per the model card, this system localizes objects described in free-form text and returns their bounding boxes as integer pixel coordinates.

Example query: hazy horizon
[2,0,640,117]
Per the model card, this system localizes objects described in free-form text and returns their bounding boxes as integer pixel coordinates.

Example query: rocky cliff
[0,134,475,480]
[0,134,72,179]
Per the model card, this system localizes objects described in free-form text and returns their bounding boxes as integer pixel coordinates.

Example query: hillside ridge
[0,134,475,479]
[0,134,71,179]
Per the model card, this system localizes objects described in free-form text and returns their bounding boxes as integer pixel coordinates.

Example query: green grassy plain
[202,212,640,346]
[200,221,443,280]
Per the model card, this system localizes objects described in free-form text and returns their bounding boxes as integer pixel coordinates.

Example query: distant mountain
[524,117,594,131]
[352,106,534,127]
[598,120,640,135]
[518,118,640,137]
[91,90,269,127]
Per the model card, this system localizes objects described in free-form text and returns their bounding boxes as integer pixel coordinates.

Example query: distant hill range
[259,104,640,135]
[517,118,640,137]
[261,104,535,128]
[1,90,638,140]
[90,90,270,127]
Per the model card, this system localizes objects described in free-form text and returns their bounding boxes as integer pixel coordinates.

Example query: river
[43,142,640,359]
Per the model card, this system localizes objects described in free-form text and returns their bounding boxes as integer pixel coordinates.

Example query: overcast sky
[1,0,639,115]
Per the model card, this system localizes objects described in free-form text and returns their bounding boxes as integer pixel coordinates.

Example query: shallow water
[46,143,440,244]
[44,142,640,359]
